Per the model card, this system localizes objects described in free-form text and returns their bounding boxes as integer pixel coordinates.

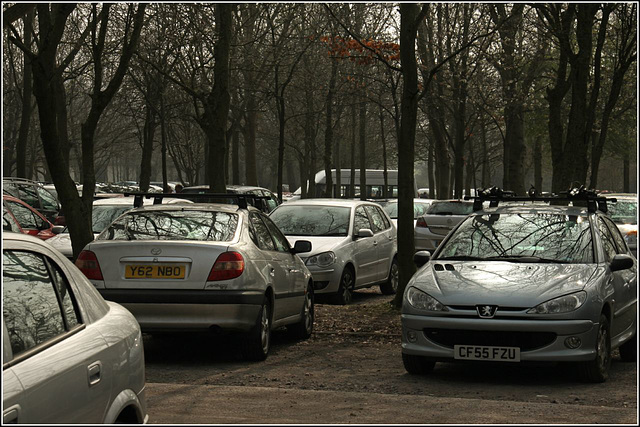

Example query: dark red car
[3,195,56,240]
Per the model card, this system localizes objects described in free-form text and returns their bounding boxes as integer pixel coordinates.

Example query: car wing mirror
[291,240,312,254]
[355,229,374,239]
[52,225,65,235]
[610,254,634,272]
[414,250,431,268]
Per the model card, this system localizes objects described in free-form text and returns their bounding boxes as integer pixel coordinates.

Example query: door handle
[3,406,19,424]
[87,361,102,386]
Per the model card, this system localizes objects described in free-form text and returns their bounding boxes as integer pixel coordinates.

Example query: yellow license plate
[125,264,185,279]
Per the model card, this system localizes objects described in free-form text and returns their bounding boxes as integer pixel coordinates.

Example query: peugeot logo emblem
[151,248,162,255]
[477,305,498,318]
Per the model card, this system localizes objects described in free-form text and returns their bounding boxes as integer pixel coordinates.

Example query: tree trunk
[359,100,367,200]
[323,57,337,197]
[16,9,33,178]
[428,142,435,198]
[534,135,542,191]
[350,102,357,198]
[139,98,157,192]
[244,99,258,185]
[232,125,240,184]
[160,94,169,192]
[379,105,389,198]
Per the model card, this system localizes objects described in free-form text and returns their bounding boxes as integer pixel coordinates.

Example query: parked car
[269,199,398,304]
[379,198,435,228]
[604,193,637,258]
[3,232,148,423]
[414,200,475,251]
[181,185,281,213]
[401,193,637,383]
[3,194,57,240]
[3,177,60,222]
[76,202,314,361]
[47,196,192,260]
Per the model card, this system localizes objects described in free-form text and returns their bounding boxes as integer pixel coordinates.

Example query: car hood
[410,261,598,307]
[284,235,350,256]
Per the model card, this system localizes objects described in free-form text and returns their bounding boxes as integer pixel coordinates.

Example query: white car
[76,202,314,361]
[47,196,192,259]
[269,199,398,305]
[3,232,147,423]
[379,198,435,228]
[414,200,475,251]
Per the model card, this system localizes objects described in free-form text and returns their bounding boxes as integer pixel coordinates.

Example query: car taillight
[416,217,428,228]
[75,250,104,280]
[208,251,244,281]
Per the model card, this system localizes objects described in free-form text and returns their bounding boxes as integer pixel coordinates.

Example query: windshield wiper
[485,255,565,264]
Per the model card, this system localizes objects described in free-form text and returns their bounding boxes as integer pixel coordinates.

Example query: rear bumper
[99,289,263,332]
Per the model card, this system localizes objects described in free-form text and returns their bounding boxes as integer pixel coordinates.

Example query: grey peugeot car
[401,191,637,382]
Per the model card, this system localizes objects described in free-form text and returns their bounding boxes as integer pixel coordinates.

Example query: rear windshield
[607,199,637,225]
[381,201,431,219]
[92,206,133,233]
[98,210,239,241]
[426,201,474,215]
[270,205,351,236]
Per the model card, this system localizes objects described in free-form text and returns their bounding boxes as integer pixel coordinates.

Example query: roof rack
[464,186,616,213]
[123,192,270,211]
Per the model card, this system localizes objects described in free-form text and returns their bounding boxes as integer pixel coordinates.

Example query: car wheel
[241,297,271,361]
[379,258,399,295]
[332,267,354,305]
[287,283,314,340]
[618,332,637,362]
[402,352,435,375]
[577,314,611,382]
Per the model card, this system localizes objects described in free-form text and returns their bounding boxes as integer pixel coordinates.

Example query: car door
[364,205,394,281]
[4,200,52,239]
[352,205,378,286]
[596,217,636,338]
[249,212,290,321]
[261,214,304,317]
[2,249,110,423]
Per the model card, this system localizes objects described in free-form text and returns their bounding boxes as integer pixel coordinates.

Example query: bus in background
[293,169,417,199]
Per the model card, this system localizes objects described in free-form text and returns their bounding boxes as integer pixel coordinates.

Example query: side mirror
[291,240,312,254]
[355,229,374,239]
[610,254,634,272]
[414,251,432,268]
[52,225,66,235]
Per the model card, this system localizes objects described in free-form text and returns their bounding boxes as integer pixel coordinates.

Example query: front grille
[424,328,556,351]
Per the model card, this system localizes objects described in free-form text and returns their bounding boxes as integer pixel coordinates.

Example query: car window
[92,205,132,233]
[377,206,391,229]
[606,199,637,225]
[3,205,21,232]
[601,216,628,255]
[270,205,351,237]
[38,187,59,211]
[3,250,80,357]
[426,202,474,215]
[354,206,373,233]
[17,183,41,209]
[365,205,386,233]
[6,200,41,229]
[249,213,276,251]
[597,217,618,262]
[261,214,290,252]
[99,210,239,241]
[3,182,20,198]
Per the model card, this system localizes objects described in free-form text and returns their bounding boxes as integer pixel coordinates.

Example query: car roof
[275,198,379,208]
[605,193,637,200]
[475,205,592,216]
[124,203,248,214]
[92,196,193,206]
[2,230,45,244]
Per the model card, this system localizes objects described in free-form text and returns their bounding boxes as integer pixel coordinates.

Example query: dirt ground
[143,287,637,423]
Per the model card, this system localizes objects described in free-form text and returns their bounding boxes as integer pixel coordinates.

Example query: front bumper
[401,314,598,362]
[305,265,343,294]
[414,229,446,251]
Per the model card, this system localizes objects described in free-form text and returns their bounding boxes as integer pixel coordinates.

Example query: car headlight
[527,291,587,314]
[305,251,336,268]
[406,287,448,311]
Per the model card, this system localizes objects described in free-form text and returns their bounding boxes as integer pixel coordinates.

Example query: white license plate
[454,345,520,362]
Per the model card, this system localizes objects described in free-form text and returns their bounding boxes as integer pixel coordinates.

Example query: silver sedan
[402,203,637,382]
[76,203,314,361]
[3,232,147,423]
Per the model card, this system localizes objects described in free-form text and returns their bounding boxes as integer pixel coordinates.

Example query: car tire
[287,283,314,340]
[402,352,435,375]
[332,267,354,305]
[577,314,611,383]
[241,297,271,361]
[379,258,399,295]
[618,332,637,362]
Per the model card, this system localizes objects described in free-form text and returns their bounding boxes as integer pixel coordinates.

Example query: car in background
[3,194,57,240]
[378,198,435,228]
[3,232,148,423]
[76,202,314,361]
[182,185,281,213]
[269,199,398,304]
[47,196,192,260]
[3,177,60,223]
[401,195,637,383]
[414,199,475,251]
[604,193,637,258]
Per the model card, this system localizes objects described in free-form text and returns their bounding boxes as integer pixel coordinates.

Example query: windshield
[269,205,351,236]
[437,213,594,263]
[98,210,238,241]
[607,199,637,225]
[92,206,133,233]
[426,201,474,216]
[381,201,431,219]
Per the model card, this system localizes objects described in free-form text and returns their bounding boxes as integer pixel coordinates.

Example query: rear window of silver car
[437,213,594,263]
[426,201,474,215]
[270,205,351,236]
[607,200,637,225]
[98,210,239,241]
